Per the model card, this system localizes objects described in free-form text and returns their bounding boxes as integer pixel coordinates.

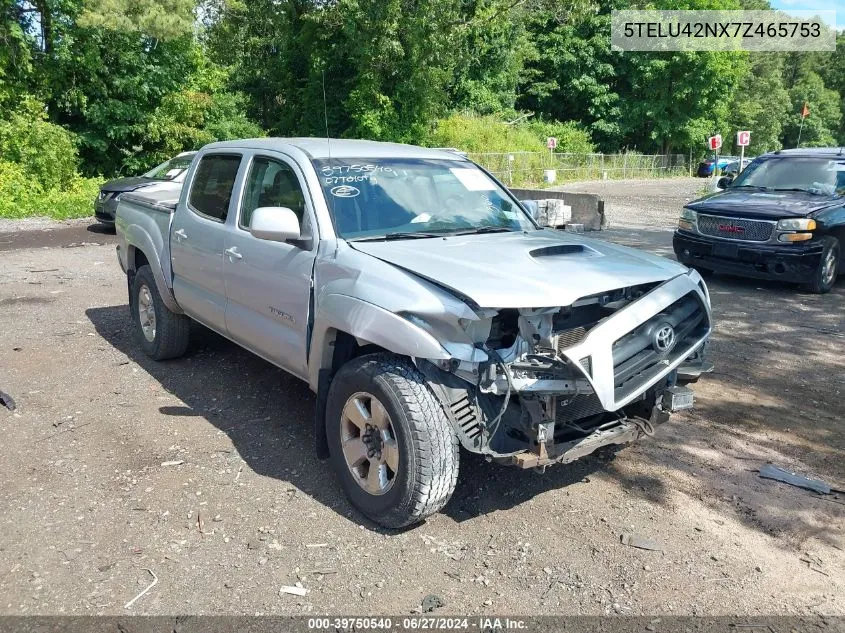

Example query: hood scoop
[529,244,592,258]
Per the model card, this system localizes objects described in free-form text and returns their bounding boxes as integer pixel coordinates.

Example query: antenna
[322,69,332,161]
[321,68,338,249]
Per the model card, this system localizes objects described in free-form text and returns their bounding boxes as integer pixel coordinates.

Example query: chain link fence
[469,152,690,187]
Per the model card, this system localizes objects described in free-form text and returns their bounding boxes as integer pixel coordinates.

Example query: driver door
[223,154,316,380]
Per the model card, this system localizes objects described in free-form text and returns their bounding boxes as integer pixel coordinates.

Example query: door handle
[224,247,243,260]
[174,228,188,241]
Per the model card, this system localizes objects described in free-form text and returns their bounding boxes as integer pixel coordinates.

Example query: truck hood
[118,181,183,210]
[687,189,841,219]
[349,229,686,308]
[101,176,156,193]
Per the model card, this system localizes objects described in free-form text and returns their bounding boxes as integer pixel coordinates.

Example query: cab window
[188,154,241,222]
[240,157,307,230]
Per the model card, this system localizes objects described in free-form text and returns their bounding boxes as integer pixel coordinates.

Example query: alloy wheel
[340,392,400,496]
[137,284,157,343]
[822,246,838,286]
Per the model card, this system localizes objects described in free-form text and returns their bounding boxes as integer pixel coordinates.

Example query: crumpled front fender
[308,293,452,390]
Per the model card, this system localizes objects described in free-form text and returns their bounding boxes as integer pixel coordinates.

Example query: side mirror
[717,176,733,189]
[250,206,300,242]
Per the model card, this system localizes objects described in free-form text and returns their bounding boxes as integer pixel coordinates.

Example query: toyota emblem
[653,324,676,353]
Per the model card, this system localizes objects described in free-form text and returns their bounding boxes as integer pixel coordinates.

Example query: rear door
[170,152,242,333]
[223,153,317,379]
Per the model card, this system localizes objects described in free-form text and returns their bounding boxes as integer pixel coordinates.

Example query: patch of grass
[425,113,594,154]
[0,160,102,219]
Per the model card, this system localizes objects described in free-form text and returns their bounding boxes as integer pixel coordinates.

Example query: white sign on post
[736,130,751,174]
[707,135,722,151]
[546,137,557,150]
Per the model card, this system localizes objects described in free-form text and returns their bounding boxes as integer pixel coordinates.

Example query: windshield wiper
[451,226,518,236]
[729,184,769,190]
[769,187,827,196]
[349,231,446,242]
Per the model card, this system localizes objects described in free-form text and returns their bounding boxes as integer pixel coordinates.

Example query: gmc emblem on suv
[718,224,745,234]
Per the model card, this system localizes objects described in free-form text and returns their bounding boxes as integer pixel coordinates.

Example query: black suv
[674,148,845,293]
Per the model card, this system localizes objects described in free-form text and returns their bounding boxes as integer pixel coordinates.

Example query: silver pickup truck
[115,138,712,528]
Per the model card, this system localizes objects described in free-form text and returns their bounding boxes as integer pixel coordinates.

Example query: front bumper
[94,197,118,224]
[503,385,694,469]
[507,416,643,468]
[560,273,711,413]
[673,230,823,283]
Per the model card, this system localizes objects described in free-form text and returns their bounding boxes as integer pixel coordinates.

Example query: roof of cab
[201,138,469,161]
[762,147,845,159]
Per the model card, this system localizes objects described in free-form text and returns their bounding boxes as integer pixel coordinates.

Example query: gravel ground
[0,182,843,616]
[560,177,706,230]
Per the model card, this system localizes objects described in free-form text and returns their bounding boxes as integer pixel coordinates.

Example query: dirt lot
[1,179,843,616]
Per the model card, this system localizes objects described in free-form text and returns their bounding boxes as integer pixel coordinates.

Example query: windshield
[731,157,845,196]
[143,154,195,181]
[312,158,536,240]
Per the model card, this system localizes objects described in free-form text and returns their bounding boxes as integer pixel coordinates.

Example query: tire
[806,236,840,294]
[130,265,191,360]
[326,353,459,528]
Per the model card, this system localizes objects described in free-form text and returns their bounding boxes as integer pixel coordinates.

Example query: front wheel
[130,265,191,360]
[806,236,840,294]
[326,353,459,528]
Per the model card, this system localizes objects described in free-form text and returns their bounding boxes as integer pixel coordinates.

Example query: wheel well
[314,330,392,460]
[330,330,390,372]
[132,247,150,272]
[827,227,845,263]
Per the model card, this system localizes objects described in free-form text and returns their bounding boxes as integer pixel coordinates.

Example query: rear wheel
[130,265,191,360]
[806,236,840,294]
[326,353,459,528]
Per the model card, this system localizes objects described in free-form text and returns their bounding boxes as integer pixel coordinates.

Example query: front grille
[556,326,587,352]
[556,393,605,423]
[698,214,773,242]
[611,292,709,402]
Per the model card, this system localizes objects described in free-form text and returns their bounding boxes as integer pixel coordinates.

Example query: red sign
[546,137,557,150]
[707,135,722,151]
[736,131,751,147]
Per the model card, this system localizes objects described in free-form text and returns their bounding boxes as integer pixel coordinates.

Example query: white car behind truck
[115,138,713,528]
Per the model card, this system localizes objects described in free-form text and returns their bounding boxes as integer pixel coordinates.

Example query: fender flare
[123,224,183,314]
[307,293,451,391]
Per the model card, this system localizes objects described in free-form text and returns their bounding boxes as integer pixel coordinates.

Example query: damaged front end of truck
[413,271,713,470]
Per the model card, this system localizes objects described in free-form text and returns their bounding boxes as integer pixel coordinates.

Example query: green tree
[0,0,35,109]
[817,32,845,143]
[726,53,789,155]
[782,70,841,147]
[519,7,621,150]
[448,0,532,116]
[78,0,196,40]
[616,49,748,155]
[142,61,264,170]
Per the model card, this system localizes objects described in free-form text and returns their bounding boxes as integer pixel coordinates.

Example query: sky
[769,0,843,30]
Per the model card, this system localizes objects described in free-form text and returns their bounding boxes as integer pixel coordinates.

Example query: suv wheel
[130,265,191,360]
[806,236,840,294]
[326,353,459,528]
